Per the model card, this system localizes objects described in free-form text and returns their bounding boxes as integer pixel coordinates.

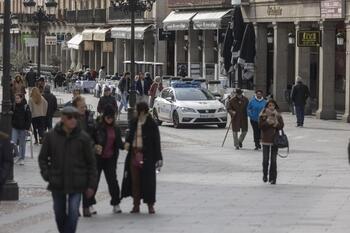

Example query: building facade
[0,0,169,77]
[241,0,350,122]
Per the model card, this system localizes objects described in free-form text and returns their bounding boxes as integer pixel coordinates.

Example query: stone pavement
[1,90,350,233]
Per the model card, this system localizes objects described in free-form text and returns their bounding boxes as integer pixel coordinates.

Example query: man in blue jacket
[247,90,267,150]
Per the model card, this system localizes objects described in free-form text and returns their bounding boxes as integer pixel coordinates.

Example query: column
[273,22,289,111]
[77,47,82,70]
[202,30,206,80]
[174,31,178,76]
[316,21,337,120]
[295,22,312,114]
[343,21,350,122]
[70,49,77,69]
[187,29,191,77]
[123,40,127,72]
[254,23,267,93]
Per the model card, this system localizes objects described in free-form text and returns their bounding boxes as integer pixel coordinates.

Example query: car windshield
[175,88,216,101]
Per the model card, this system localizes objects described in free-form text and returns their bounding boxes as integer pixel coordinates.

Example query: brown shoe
[83,208,92,217]
[130,206,140,214]
[148,205,155,214]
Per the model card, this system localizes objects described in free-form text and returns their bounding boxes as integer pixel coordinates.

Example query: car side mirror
[165,97,173,102]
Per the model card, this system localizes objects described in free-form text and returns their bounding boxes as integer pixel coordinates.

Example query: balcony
[108,7,144,21]
[64,9,106,24]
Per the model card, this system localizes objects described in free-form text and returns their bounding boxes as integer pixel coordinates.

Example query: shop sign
[56,34,65,43]
[297,31,321,47]
[158,28,175,41]
[193,21,220,30]
[321,0,344,19]
[164,22,189,31]
[25,38,39,47]
[84,41,94,51]
[102,42,113,53]
[45,36,57,46]
[267,6,283,16]
[168,0,229,8]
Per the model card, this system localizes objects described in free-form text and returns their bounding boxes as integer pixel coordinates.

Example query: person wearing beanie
[43,85,58,130]
[90,105,125,215]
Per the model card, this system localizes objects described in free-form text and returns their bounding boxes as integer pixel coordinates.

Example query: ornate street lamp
[267,31,274,44]
[1,0,18,201]
[23,0,57,78]
[288,32,295,45]
[336,32,345,46]
[111,0,156,122]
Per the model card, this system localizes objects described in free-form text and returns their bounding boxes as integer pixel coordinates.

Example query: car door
[163,89,175,121]
[157,88,170,120]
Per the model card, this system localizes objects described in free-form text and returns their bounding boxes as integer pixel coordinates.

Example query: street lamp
[23,0,57,78]
[288,32,295,45]
[267,31,274,44]
[111,0,156,122]
[1,0,19,201]
[336,32,345,46]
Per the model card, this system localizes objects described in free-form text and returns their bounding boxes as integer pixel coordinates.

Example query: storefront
[242,0,349,121]
[163,8,230,80]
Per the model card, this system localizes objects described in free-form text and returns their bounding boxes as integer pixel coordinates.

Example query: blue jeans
[52,192,81,233]
[120,92,129,111]
[11,129,26,160]
[295,105,305,126]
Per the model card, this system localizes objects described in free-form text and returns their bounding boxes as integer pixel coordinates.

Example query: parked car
[153,81,227,128]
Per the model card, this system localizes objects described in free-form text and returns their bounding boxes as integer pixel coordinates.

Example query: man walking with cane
[291,76,310,127]
[227,89,249,150]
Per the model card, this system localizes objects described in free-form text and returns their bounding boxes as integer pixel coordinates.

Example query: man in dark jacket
[73,96,97,217]
[25,68,37,94]
[12,94,32,165]
[0,131,12,199]
[291,76,310,127]
[97,87,118,115]
[43,85,58,130]
[118,72,131,112]
[227,89,249,150]
[38,106,97,233]
[136,72,151,104]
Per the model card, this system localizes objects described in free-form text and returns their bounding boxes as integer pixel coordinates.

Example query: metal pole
[128,0,136,122]
[1,0,19,201]
[37,9,42,78]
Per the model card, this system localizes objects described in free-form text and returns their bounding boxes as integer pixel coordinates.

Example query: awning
[68,34,83,50]
[111,25,154,40]
[193,10,232,30]
[163,11,197,31]
[82,28,96,41]
[93,28,111,41]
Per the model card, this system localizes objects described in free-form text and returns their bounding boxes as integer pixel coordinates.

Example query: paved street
[1,90,350,233]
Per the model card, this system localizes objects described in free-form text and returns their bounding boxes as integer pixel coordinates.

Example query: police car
[153,82,227,128]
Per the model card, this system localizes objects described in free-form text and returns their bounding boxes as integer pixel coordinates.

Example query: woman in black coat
[122,102,163,214]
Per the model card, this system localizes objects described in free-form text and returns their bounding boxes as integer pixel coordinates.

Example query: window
[175,88,215,101]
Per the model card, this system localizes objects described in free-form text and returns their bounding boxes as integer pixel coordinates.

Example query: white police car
[153,82,227,128]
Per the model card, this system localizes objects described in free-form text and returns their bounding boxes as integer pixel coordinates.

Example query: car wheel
[173,111,182,129]
[153,109,163,126]
[218,123,227,129]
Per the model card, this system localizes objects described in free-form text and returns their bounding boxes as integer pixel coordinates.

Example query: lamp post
[1,0,19,201]
[111,0,156,122]
[23,0,57,78]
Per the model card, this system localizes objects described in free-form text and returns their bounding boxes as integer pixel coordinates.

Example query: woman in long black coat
[121,102,163,214]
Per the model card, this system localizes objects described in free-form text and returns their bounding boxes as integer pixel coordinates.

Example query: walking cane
[221,120,232,147]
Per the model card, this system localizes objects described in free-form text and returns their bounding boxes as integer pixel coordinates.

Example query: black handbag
[274,129,289,158]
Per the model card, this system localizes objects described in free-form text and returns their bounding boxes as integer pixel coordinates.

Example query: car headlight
[218,107,226,113]
[180,107,196,113]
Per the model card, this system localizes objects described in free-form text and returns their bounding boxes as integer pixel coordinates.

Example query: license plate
[200,114,214,118]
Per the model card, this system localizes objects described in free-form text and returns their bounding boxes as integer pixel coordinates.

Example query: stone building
[241,0,350,122]
[0,0,169,76]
